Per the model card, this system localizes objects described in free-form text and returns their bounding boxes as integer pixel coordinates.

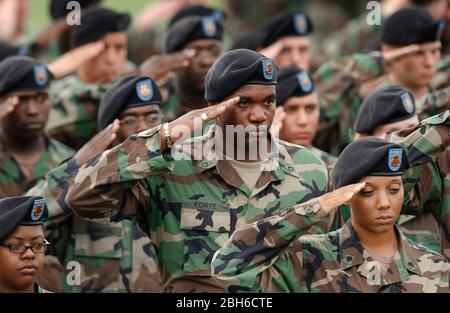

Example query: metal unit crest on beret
[33,64,48,86]
[31,199,45,221]
[201,17,217,37]
[297,71,312,93]
[294,13,307,35]
[400,92,414,114]
[388,148,403,172]
[262,59,274,80]
[136,79,153,102]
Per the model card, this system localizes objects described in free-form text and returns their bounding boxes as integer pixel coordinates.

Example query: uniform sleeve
[65,125,173,223]
[313,52,385,153]
[211,198,326,292]
[390,110,450,260]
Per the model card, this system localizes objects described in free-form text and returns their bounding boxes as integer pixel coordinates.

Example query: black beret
[169,5,225,27]
[70,7,131,48]
[0,196,48,242]
[0,41,28,62]
[50,0,102,20]
[0,56,52,97]
[276,65,314,106]
[333,137,410,188]
[98,75,162,130]
[165,16,223,53]
[354,86,416,133]
[205,49,278,102]
[381,7,445,46]
[258,12,313,48]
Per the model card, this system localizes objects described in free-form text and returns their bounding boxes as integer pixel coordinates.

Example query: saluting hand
[318,182,366,214]
[160,96,240,151]
[0,95,19,120]
[74,119,120,166]
[140,49,196,84]
[270,106,286,138]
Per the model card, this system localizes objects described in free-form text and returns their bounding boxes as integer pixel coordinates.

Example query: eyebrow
[10,235,43,241]
[121,110,160,117]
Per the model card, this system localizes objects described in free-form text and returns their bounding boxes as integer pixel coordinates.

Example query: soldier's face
[272,36,311,71]
[372,115,419,140]
[279,93,319,147]
[176,39,223,93]
[349,176,403,234]
[116,104,162,142]
[387,42,441,88]
[1,90,50,139]
[80,32,128,83]
[215,84,276,153]
[0,226,45,292]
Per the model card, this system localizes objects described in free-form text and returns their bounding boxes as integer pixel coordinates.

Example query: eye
[238,99,249,108]
[121,116,137,126]
[9,243,22,252]
[305,106,316,114]
[145,114,161,123]
[389,186,401,193]
[265,99,275,106]
[360,189,374,197]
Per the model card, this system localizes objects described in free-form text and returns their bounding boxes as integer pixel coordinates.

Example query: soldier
[212,137,449,292]
[314,6,444,155]
[0,56,74,197]
[351,86,440,253]
[390,109,450,260]
[255,12,314,71]
[354,86,419,140]
[46,7,132,150]
[0,196,50,293]
[65,49,329,292]
[141,14,224,121]
[28,76,164,293]
[271,66,337,170]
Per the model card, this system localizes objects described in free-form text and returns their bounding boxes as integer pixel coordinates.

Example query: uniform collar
[339,220,423,285]
[178,124,299,195]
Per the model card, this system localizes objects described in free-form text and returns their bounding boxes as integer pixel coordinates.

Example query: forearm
[66,125,172,221]
[212,198,326,292]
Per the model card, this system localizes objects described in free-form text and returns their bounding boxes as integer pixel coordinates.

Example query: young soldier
[212,138,449,292]
[271,66,337,170]
[0,196,50,293]
[28,76,164,293]
[46,7,132,149]
[141,15,224,121]
[0,56,74,197]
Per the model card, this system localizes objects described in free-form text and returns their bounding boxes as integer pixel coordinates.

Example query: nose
[248,104,268,124]
[198,51,215,68]
[296,109,308,125]
[24,101,40,116]
[103,46,117,64]
[423,50,437,68]
[21,247,36,260]
[135,117,149,133]
[376,190,391,211]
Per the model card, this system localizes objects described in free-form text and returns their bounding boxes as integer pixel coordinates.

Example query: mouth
[25,122,45,130]
[293,132,311,139]
[18,265,38,275]
[375,216,394,224]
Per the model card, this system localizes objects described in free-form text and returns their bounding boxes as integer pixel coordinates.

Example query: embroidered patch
[400,92,414,114]
[262,59,274,80]
[297,71,312,93]
[33,64,48,86]
[388,148,403,172]
[31,199,45,221]
[202,17,217,37]
[294,13,308,35]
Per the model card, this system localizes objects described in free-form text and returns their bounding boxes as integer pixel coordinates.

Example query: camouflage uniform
[160,80,182,122]
[35,283,51,293]
[46,75,110,150]
[0,135,74,197]
[390,110,450,260]
[313,52,450,155]
[309,146,337,172]
[211,201,449,293]
[27,158,161,293]
[65,124,329,292]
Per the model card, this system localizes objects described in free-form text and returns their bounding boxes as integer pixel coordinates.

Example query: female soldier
[212,137,449,292]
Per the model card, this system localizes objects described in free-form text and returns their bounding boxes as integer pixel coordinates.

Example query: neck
[388,74,429,100]
[2,132,46,155]
[174,77,206,110]
[352,220,397,256]
[0,282,35,293]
